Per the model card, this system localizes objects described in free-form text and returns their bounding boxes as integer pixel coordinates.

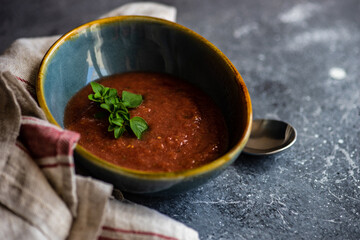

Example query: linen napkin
[0,2,199,240]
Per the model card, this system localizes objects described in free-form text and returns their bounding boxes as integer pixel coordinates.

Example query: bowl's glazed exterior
[37,16,252,194]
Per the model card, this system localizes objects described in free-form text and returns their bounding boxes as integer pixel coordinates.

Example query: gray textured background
[1,0,360,239]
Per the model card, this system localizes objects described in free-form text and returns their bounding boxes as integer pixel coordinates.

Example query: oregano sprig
[88,82,148,139]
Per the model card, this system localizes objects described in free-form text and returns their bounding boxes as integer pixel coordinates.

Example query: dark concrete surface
[1,0,360,239]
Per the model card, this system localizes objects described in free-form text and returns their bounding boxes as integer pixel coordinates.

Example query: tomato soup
[64,72,228,172]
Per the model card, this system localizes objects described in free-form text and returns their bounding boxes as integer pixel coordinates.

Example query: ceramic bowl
[37,16,252,195]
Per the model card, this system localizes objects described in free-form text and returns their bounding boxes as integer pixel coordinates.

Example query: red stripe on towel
[20,117,80,158]
[101,226,179,240]
[39,162,75,168]
[15,141,31,155]
[15,76,37,98]
[15,76,36,90]
[98,237,122,240]
[15,141,74,169]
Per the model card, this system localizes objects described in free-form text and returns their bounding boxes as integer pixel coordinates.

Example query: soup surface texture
[64,72,228,172]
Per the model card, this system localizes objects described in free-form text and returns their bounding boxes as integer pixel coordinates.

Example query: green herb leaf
[130,116,148,139]
[111,117,124,127]
[88,82,147,139]
[94,91,102,99]
[108,88,118,98]
[114,126,126,139]
[108,124,115,132]
[119,111,130,120]
[100,103,112,112]
[116,102,128,112]
[88,94,97,102]
[102,87,110,96]
[122,91,143,108]
[90,82,103,93]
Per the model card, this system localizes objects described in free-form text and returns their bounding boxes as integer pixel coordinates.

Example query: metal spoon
[243,119,297,156]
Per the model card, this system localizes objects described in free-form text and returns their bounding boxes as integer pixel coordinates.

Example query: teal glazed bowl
[37,16,252,195]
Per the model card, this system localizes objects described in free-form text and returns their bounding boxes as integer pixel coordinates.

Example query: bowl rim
[37,15,253,180]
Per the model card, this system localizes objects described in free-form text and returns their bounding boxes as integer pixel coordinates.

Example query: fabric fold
[67,176,113,240]
[20,116,80,216]
[101,200,199,240]
[0,72,21,171]
[0,144,73,240]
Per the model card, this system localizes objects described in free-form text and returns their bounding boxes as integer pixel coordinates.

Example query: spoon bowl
[243,119,297,156]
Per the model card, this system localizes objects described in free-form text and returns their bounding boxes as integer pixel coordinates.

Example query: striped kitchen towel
[0,3,198,240]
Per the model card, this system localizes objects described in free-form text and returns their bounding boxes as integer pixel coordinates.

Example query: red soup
[64,72,228,172]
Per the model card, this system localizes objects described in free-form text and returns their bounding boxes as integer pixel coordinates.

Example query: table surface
[2,0,359,239]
